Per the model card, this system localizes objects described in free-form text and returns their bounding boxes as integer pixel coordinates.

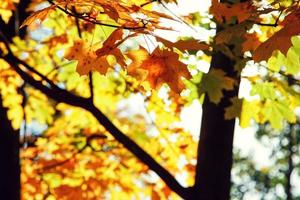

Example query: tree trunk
[193,50,238,200]
[192,1,244,196]
[0,2,30,199]
[0,94,20,200]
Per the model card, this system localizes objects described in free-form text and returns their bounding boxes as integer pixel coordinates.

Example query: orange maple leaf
[64,40,110,75]
[156,36,210,52]
[242,33,261,52]
[253,20,300,62]
[127,47,191,93]
[95,29,130,67]
[20,5,56,28]
[210,0,255,23]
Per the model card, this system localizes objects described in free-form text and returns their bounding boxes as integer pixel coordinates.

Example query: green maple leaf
[261,99,296,129]
[266,36,300,75]
[267,51,285,72]
[285,48,300,74]
[199,69,235,104]
[240,100,261,128]
[251,82,277,101]
[249,81,298,129]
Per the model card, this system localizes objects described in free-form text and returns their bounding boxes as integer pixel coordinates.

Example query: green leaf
[240,100,261,128]
[261,99,296,129]
[267,51,285,72]
[291,36,300,47]
[285,48,300,74]
[251,82,277,101]
[199,69,235,104]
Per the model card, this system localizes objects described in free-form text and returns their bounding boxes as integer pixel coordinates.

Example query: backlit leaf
[199,69,235,104]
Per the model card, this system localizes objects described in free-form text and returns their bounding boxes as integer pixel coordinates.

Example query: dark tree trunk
[0,94,20,200]
[0,0,31,41]
[193,51,238,200]
[192,0,244,197]
[0,2,30,200]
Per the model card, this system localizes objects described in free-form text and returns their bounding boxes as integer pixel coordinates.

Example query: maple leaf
[126,47,150,81]
[240,100,261,128]
[252,22,300,62]
[95,28,128,67]
[20,5,56,28]
[242,33,261,52]
[64,40,110,75]
[199,69,235,104]
[156,36,210,52]
[44,33,68,48]
[267,51,285,72]
[215,21,252,45]
[261,99,296,129]
[265,37,300,75]
[210,0,255,23]
[253,9,300,62]
[224,97,242,120]
[246,81,297,129]
[251,82,277,101]
[127,47,191,93]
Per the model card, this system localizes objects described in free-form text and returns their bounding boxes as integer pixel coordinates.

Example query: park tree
[1,0,300,199]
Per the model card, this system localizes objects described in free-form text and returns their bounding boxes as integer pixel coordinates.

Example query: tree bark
[0,2,29,200]
[192,1,243,196]
[0,0,31,41]
[0,94,20,200]
[193,50,238,200]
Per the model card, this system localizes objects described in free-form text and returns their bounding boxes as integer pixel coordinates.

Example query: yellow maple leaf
[64,40,110,75]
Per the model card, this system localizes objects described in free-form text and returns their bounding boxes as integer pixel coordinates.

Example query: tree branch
[47,0,145,30]
[258,65,300,85]
[1,42,191,199]
[89,72,94,103]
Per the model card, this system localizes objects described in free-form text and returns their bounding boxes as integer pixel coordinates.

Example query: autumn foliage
[1,0,300,199]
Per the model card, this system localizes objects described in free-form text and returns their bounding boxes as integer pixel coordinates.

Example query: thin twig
[40,144,87,172]
[89,72,94,103]
[47,0,145,30]
[140,0,156,7]
[250,9,284,27]
[259,64,300,85]
[72,6,82,38]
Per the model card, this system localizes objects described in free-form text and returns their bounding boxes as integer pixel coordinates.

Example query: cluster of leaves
[199,0,300,130]
[0,0,201,199]
[2,0,300,199]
